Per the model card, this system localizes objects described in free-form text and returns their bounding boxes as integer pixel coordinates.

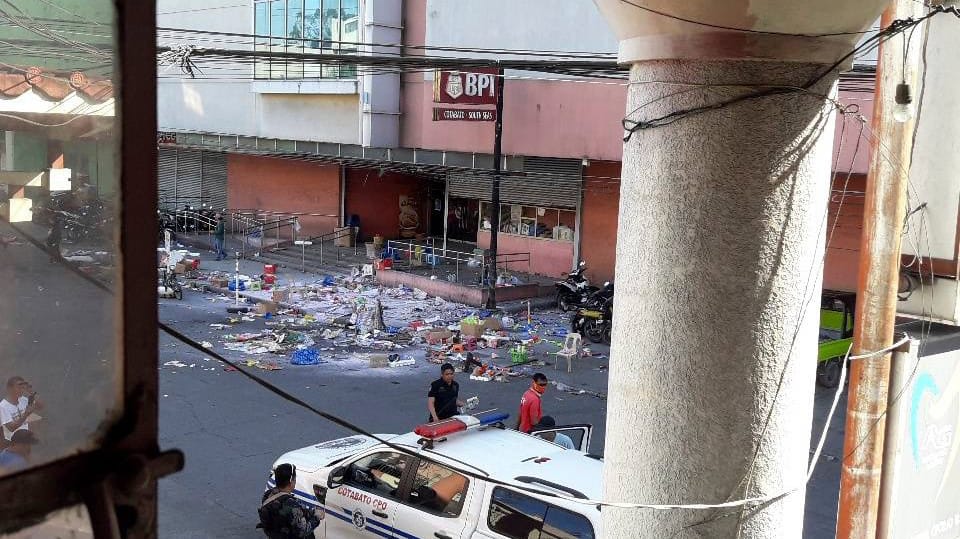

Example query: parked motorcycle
[555,261,598,312]
[571,282,614,344]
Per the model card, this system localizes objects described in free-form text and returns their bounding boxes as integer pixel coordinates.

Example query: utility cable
[616,0,876,37]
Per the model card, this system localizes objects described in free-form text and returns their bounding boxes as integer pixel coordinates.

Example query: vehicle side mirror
[327,466,347,489]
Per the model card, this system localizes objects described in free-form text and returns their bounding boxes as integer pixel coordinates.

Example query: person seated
[533,416,576,450]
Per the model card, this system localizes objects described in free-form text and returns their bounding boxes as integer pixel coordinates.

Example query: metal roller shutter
[447,157,582,209]
[508,157,581,208]
[448,172,492,201]
[200,151,228,211]
[158,148,178,210]
[174,149,203,207]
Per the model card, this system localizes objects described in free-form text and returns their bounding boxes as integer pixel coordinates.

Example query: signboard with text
[885,347,960,539]
[432,108,497,122]
[433,68,499,105]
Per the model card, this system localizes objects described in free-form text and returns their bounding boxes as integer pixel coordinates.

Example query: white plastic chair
[554,333,581,373]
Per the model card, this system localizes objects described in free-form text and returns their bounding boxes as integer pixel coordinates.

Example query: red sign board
[433,68,499,105]
[433,108,497,122]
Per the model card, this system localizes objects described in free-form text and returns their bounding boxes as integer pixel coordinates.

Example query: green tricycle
[817,290,856,388]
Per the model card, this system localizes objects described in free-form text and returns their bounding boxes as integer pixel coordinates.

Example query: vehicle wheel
[557,291,571,312]
[584,320,604,343]
[602,325,612,345]
[816,358,842,388]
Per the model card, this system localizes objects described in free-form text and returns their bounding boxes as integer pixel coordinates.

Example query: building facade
[157,0,874,282]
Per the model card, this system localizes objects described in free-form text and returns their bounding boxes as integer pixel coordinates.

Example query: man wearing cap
[0,430,38,472]
[533,416,576,450]
[258,463,320,538]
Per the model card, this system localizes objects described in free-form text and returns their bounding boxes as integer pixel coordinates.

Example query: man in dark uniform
[258,463,319,539]
[427,363,464,422]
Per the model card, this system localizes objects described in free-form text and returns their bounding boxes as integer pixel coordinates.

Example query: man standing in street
[518,373,548,433]
[258,463,320,538]
[427,363,464,422]
[1,377,43,443]
[45,210,64,263]
[213,213,226,261]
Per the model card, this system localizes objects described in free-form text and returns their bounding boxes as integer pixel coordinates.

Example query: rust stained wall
[344,169,431,242]
[580,161,621,284]
[227,154,341,237]
[823,173,867,292]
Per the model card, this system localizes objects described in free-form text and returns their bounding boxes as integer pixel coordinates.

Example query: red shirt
[518,388,542,433]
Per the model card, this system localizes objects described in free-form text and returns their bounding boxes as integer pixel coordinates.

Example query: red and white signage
[433,68,499,105]
[432,108,497,122]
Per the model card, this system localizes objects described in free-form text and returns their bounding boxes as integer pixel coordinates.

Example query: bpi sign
[433,68,499,105]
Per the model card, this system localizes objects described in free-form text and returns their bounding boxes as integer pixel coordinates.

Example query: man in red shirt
[518,373,548,433]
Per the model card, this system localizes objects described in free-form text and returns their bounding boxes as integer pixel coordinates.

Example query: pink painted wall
[227,154,340,237]
[403,75,628,162]
[401,0,626,160]
[477,230,574,278]
[833,91,874,175]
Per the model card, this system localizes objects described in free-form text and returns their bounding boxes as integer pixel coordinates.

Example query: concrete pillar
[602,60,838,537]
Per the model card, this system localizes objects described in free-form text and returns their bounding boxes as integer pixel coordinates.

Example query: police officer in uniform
[258,463,320,538]
[427,363,464,422]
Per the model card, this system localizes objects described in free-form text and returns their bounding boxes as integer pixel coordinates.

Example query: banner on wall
[399,194,420,239]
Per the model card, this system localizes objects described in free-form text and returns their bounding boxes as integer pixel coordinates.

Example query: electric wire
[621,5,959,139]
[0,185,865,514]
[616,0,876,37]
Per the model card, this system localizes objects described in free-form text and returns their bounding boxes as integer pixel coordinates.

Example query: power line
[616,0,875,37]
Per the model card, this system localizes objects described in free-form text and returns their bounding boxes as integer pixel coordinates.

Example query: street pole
[485,64,505,310]
[837,0,926,536]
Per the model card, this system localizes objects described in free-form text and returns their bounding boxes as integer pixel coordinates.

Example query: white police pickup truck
[265,411,601,539]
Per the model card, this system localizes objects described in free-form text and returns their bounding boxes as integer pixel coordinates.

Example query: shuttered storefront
[447,156,582,208]
[158,148,228,211]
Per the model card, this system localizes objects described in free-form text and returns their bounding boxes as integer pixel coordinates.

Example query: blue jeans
[213,237,225,259]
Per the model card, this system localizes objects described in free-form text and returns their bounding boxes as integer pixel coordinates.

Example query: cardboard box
[272,289,290,303]
[256,301,278,315]
[482,317,502,332]
[211,277,229,288]
[426,329,453,344]
[460,322,483,339]
[334,227,356,248]
[173,262,187,274]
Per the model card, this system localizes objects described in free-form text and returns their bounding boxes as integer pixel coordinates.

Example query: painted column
[606,59,836,537]
[590,1,889,536]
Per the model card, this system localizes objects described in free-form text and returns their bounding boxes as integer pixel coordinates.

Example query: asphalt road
[156,270,850,539]
[156,284,611,538]
[0,221,118,473]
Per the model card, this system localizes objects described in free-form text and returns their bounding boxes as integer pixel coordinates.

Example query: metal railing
[158,195,216,214]
[385,239,479,284]
[303,227,358,266]
[493,251,533,277]
[227,210,300,259]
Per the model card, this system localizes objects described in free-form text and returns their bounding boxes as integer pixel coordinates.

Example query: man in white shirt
[1,376,42,442]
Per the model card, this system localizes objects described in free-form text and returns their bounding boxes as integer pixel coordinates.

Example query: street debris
[169,266,609,394]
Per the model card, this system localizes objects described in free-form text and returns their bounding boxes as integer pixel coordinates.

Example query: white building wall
[157,0,361,144]
[425,0,618,61]
[902,14,960,262]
